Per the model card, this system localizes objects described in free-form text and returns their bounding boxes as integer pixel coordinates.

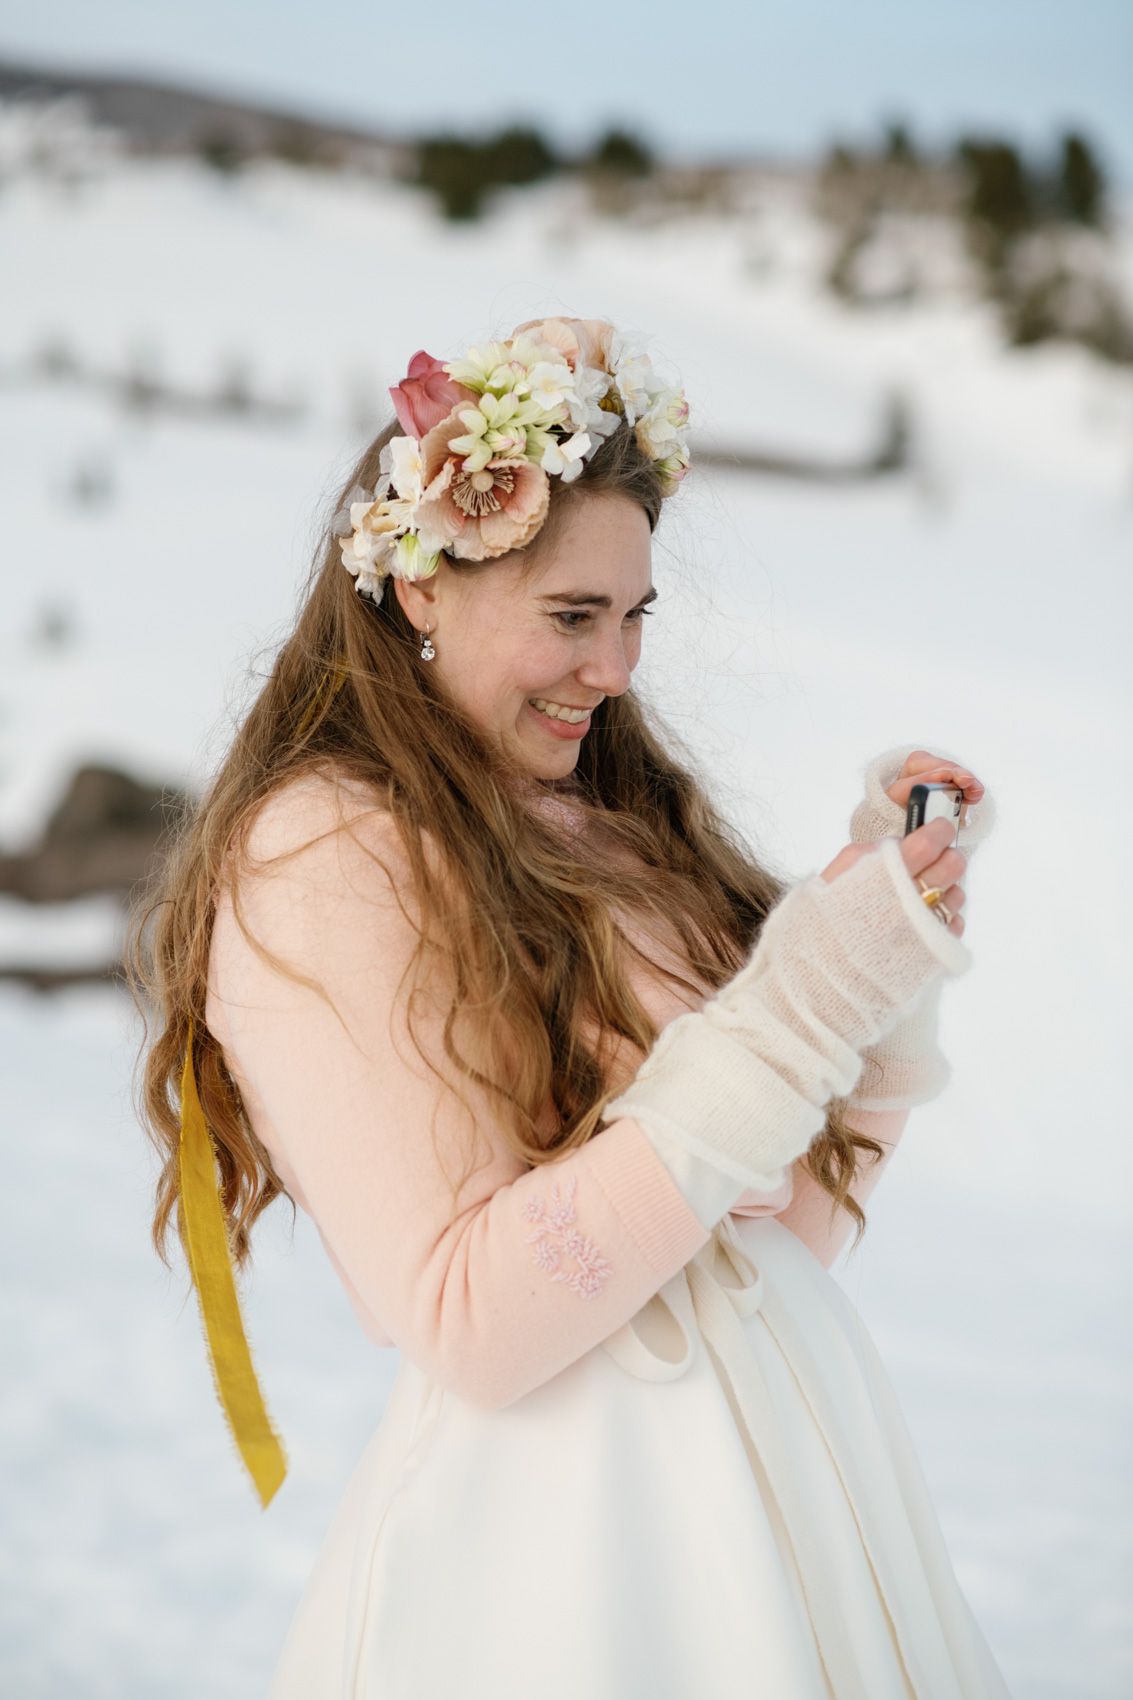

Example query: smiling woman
[389,489,657,770]
[124,315,1013,1699]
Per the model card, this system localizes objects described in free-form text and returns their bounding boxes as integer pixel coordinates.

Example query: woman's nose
[576,631,634,697]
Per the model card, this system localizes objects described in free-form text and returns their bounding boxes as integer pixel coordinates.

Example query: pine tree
[1055,130,1106,227]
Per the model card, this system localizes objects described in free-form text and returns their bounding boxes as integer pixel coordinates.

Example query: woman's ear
[392,572,441,630]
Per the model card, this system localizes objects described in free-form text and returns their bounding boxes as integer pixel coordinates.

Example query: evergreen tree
[481,125,558,188]
[1056,130,1106,226]
[955,136,1036,238]
[412,134,487,221]
[588,126,653,176]
[883,118,918,167]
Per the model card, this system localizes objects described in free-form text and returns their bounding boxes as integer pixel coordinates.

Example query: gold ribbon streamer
[175,651,349,1504]
[179,1016,288,1508]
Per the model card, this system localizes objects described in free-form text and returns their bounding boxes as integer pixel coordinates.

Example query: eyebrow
[537,586,659,609]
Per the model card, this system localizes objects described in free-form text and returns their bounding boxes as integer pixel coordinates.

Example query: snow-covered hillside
[1,112,1130,1699]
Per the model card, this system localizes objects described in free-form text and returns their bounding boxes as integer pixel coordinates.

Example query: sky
[1,0,1131,188]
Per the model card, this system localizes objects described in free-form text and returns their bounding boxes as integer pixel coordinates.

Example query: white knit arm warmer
[602,834,972,1210]
[847,743,997,1111]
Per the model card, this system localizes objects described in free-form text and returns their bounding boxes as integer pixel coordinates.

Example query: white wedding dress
[267,1208,1014,1698]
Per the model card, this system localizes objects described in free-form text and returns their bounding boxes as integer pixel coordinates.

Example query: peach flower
[511,316,614,373]
[389,350,476,438]
[413,403,550,560]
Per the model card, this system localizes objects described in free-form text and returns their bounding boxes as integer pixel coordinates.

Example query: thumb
[820,840,880,885]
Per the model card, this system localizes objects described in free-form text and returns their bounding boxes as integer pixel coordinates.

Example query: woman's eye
[553,608,654,631]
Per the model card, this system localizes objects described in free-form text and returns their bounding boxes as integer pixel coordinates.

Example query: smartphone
[904,782,964,843]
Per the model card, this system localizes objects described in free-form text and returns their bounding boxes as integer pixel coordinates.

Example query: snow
[1,123,1130,1697]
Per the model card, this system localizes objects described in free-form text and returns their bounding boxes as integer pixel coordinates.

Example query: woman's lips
[524,699,591,740]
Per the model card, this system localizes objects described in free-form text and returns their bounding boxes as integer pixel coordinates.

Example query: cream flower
[444,335,560,399]
[443,342,514,394]
[562,361,624,444]
[607,330,662,426]
[446,392,537,472]
[383,434,426,502]
[655,443,691,496]
[635,387,690,459]
[525,358,576,415]
[540,429,592,483]
[391,532,442,581]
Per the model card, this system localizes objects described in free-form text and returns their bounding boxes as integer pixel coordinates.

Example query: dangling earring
[419,623,435,661]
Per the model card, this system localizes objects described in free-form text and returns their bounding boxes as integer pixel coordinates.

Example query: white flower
[607,331,660,426]
[383,435,425,503]
[541,430,592,482]
[562,362,623,443]
[526,358,576,415]
[635,388,687,458]
[351,565,387,602]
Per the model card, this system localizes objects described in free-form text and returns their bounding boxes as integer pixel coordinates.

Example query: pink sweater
[205,771,908,1409]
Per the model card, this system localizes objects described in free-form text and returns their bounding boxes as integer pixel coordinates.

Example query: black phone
[904,782,964,844]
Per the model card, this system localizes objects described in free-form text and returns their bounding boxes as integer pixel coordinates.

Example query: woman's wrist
[847,978,952,1111]
[603,836,971,1193]
[844,742,996,1107]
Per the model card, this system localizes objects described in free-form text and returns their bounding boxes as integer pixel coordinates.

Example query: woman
[128,316,1013,1696]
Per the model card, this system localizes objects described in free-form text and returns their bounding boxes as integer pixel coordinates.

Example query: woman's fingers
[900,818,969,934]
[821,821,965,888]
[819,842,876,884]
[821,818,971,935]
[884,750,985,812]
[901,816,962,878]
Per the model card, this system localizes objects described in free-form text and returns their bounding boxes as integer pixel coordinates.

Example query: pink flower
[389,350,474,439]
[413,404,550,561]
[512,316,614,373]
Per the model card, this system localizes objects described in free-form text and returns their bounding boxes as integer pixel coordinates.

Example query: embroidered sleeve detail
[519,1174,614,1300]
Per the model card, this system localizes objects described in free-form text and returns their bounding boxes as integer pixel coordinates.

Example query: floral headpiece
[331,316,691,602]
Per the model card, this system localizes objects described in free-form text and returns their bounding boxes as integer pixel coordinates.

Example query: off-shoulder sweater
[205,771,909,1411]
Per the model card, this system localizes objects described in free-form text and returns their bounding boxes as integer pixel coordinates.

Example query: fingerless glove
[602,834,972,1196]
[847,744,996,1110]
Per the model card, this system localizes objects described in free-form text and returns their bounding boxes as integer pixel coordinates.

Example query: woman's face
[393,491,655,780]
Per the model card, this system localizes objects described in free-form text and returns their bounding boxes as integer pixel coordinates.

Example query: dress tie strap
[601,1214,971,1699]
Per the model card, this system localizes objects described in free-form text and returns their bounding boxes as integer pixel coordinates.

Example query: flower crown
[331,316,691,603]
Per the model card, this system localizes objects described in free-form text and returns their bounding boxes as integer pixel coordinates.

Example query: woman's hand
[881,748,985,830]
[849,743,996,855]
[819,816,968,938]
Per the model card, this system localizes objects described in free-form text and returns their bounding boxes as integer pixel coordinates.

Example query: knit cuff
[848,979,953,1111]
[849,743,998,854]
[869,834,974,976]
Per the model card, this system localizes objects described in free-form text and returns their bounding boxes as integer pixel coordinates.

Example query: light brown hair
[123,414,884,1284]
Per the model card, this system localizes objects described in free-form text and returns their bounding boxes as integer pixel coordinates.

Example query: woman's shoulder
[223,762,408,900]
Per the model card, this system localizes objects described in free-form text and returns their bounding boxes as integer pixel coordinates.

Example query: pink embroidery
[520,1174,613,1300]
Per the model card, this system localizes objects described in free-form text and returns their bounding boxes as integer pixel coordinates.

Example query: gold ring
[917,879,954,927]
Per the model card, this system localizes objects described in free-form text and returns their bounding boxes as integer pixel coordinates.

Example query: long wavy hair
[123,411,885,1288]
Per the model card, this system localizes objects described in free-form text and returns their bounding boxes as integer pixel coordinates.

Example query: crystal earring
[419,624,435,661]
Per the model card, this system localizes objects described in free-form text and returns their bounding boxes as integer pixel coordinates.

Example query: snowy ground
[1,139,1131,1697]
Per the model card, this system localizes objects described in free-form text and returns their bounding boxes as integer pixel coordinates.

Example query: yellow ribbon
[176,654,350,1505]
[179,1016,288,1508]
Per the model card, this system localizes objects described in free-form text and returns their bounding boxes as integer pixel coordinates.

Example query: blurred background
[1,4,1130,1695]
